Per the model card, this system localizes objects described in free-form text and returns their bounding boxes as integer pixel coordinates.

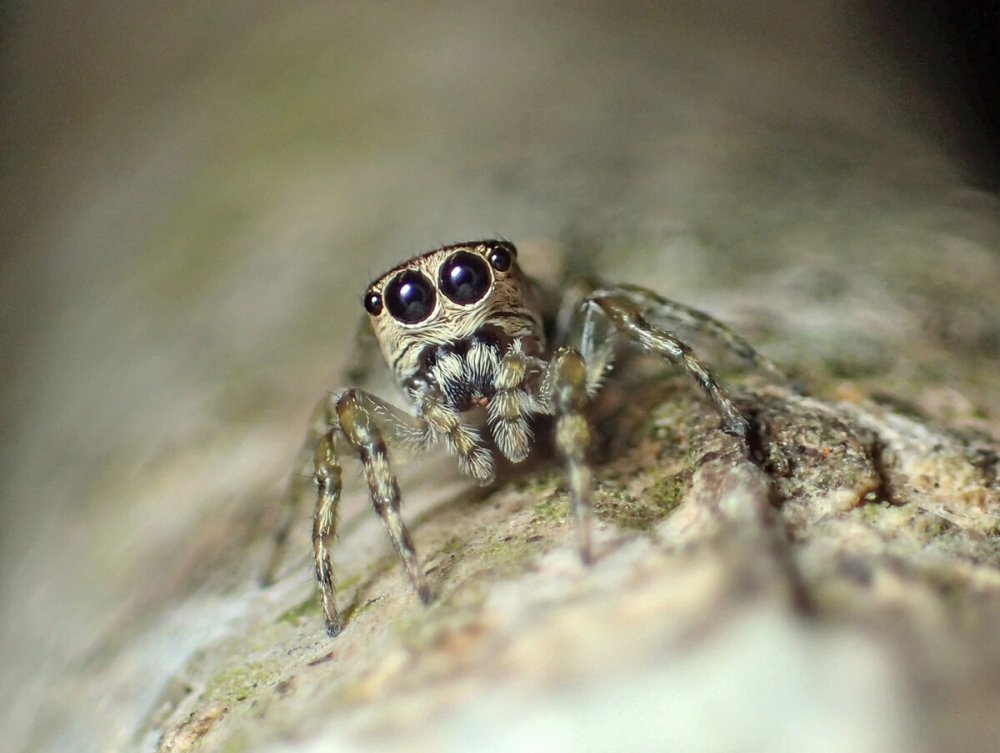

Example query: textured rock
[1,2,998,753]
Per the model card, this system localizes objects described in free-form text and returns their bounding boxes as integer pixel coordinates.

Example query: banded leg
[549,277,616,396]
[417,387,496,484]
[261,393,340,586]
[611,284,783,379]
[312,430,344,635]
[262,389,432,587]
[589,294,750,437]
[337,389,431,610]
[546,347,594,563]
[265,387,438,636]
[487,342,538,462]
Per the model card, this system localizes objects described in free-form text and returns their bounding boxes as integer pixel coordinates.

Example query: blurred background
[1,2,998,752]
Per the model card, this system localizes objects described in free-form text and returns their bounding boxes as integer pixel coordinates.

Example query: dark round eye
[384,270,436,323]
[440,251,491,304]
[488,242,515,272]
[363,290,383,316]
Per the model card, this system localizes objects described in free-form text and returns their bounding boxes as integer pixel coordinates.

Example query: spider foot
[722,413,750,438]
[326,617,344,638]
[417,582,433,605]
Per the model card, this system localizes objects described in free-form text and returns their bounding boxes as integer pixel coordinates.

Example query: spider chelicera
[263,240,775,636]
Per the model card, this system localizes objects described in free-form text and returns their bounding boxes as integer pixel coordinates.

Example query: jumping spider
[263,240,776,636]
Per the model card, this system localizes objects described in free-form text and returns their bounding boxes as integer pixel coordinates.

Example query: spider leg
[337,389,432,614]
[547,276,617,395]
[551,276,600,347]
[415,386,496,484]
[261,390,428,587]
[541,347,594,563]
[311,429,342,635]
[487,342,539,462]
[261,394,340,588]
[588,293,750,437]
[609,283,783,379]
[263,389,433,636]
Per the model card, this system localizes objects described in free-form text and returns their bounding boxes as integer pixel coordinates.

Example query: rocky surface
[1,2,998,753]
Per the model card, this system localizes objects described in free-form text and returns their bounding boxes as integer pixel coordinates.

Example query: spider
[263,240,776,636]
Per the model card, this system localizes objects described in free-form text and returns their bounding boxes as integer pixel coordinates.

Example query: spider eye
[384,270,436,323]
[363,290,383,316]
[487,242,515,272]
[440,251,491,305]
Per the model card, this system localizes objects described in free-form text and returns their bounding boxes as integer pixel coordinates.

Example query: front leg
[588,294,750,437]
[266,388,433,636]
[336,390,431,611]
[541,347,595,563]
[609,283,784,380]
[261,393,341,588]
[311,429,343,635]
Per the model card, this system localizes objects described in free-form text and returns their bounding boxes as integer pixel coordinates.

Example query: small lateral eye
[384,270,436,323]
[440,251,491,304]
[363,290,383,316]
[487,242,515,272]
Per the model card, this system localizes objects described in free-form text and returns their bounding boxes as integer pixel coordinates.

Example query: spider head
[362,240,543,383]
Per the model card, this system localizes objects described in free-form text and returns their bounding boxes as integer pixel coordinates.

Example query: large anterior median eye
[439,251,491,305]
[385,270,436,323]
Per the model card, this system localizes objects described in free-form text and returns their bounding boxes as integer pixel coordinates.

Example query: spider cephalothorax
[264,240,776,636]
[363,240,545,387]
[359,241,546,478]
